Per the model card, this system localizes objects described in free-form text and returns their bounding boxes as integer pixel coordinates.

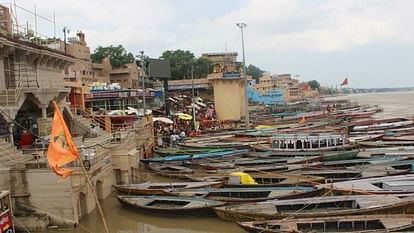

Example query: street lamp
[62,26,70,54]
[138,51,147,116]
[236,22,249,129]
[191,63,196,131]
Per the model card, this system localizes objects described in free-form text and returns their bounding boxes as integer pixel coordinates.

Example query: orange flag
[47,101,79,178]
[299,116,306,124]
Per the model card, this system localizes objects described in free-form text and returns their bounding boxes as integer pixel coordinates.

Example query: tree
[160,50,213,80]
[91,45,135,68]
[246,64,265,81]
[307,80,321,90]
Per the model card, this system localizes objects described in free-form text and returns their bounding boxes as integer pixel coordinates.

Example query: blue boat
[141,149,249,164]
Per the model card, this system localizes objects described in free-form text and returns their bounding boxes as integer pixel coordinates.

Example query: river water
[49,91,414,233]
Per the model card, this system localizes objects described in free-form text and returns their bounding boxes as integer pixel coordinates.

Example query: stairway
[72,115,101,137]
[0,139,31,168]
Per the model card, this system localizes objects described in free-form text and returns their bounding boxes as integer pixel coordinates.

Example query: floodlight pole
[237,22,249,129]
[191,64,196,130]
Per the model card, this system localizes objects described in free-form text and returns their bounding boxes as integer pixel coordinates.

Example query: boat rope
[12,214,31,233]
[79,223,94,233]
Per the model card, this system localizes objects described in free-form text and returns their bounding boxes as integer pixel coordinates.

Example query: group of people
[154,121,189,148]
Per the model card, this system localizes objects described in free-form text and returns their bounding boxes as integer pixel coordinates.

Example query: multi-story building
[0,5,153,231]
[109,62,141,89]
[253,74,311,103]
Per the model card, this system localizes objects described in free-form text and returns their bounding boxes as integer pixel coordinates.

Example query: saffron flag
[303,83,310,91]
[341,78,349,86]
[299,116,306,124]
[47,101,79,178]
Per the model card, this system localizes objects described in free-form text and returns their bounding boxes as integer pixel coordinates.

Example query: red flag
[341,78,349,86]
[303,84,310,91]
[47,101,79,178]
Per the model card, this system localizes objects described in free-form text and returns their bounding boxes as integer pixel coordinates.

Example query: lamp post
[63,26,69,54]
[138,51,147,117]
[191,63,196,131]
[236,22,249,129]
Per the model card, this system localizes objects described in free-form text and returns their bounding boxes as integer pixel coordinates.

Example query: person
[157,134,163,147]
[179,130,186,142]
[170,133,177,147]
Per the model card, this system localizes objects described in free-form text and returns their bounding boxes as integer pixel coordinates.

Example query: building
[202,52,239,73]
[208,71,248,121]
[0,5,154,231]
[109,62,141,89]
[253,74,316,103]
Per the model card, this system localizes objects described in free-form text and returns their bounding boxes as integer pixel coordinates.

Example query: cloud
[11,0,414,87]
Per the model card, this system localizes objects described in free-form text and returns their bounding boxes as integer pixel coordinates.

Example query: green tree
[307,80,321,90]
[246,64,265,81]
[91,45,135,68]
[160,50,213,80]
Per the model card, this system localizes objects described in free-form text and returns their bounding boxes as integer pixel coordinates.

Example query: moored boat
[237,215,414,233]
[213,194,414,222]
[114,181,223,195]
[117,195,224,214]
[176,186,320,203]
[147,163,193,179]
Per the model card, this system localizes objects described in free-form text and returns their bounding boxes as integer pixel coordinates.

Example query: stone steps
[0,141,31,167]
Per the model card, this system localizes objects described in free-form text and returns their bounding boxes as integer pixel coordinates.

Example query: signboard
[0,210,14,233]
[149,59,171,79]
[86,90,155,100]
[223,72,241,79]
[37,118,52,137]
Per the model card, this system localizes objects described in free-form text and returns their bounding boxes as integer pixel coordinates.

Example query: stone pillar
[0,58,6,90]
[41,105,48,119]
[310,140,313,149]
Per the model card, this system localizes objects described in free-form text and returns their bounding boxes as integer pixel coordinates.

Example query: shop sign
[38,118,52,137]
[0,210,14,233]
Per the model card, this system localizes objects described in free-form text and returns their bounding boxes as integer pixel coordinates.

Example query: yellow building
[209,72,247,121]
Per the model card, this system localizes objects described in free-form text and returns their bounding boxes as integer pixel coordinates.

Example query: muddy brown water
[47,91,414,233]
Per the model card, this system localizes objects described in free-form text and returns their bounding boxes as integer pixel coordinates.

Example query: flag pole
[51,101,110,233]
[78,157,110,233]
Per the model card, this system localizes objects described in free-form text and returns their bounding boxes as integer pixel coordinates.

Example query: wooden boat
[180,141,266,150]
[321,150,359,161]
[176,186,320,203]
[348,134,384,143]
[205,164,290,174]
[224,173,325,187]
[250,146,322,156]
[383,135,414,141]
[147,163,193,179]
[117,195,224,214]
[357,141,414,147]
[237,215,414,233]
[114,181,223,195]
[322,156,403,168]
[200,158,288,170]
[352,120,413,132]
[141,149,249,164]
[257,133,356,153]
[289,169,362,182]
[154,147,229,156]
[319,174,414,195]
[213,194,414,222]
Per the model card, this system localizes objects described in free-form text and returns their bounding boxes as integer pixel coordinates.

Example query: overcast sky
[12,0,414,88]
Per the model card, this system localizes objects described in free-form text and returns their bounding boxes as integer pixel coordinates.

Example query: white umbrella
[153,117,173,124]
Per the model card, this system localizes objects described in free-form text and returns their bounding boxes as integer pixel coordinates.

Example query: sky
[10,0,414,88]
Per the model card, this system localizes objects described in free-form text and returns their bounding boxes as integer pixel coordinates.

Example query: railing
[74,108,110,132]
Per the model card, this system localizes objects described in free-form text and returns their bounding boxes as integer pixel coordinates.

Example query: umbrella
[178,114,193,121]
[153,117,173,124]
